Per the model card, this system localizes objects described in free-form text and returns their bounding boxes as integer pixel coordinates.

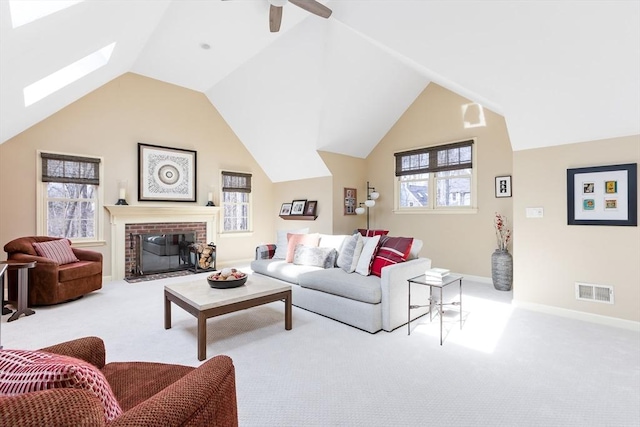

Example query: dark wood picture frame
[138,143,197,202]
[290,199,307,215]
[567,163,637,226]
[344,188,357,215]
[304,200,317,216]
[279,203,292,216]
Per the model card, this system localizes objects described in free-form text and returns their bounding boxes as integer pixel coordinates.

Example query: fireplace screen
[134,232,195,275]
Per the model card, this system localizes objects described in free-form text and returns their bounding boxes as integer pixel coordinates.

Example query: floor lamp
[355,181,379,229]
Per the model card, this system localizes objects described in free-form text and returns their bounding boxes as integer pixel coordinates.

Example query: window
[221,171,252,232]
[38,152,102,242]
[394,140,475,212]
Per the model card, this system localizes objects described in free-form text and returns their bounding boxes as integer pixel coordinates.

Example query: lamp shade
[355,207,366,215]
[370,191,380,200]
[364,199,376,207]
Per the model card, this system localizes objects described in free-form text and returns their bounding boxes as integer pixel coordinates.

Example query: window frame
[393,139,478,214]
[220,170,252,234]
[36,150,104,246]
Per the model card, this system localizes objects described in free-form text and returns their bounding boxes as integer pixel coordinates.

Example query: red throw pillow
[32,239,79,265]
[285,233,320,262]
[370,236,414,277]
[357,229,389,237]
[0,349,123,421]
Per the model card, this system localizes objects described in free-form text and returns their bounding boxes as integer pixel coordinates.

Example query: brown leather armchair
[0,336,239,426]
[4,236,102,306]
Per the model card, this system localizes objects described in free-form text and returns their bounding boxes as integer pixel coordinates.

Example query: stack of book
[423,268,450,284]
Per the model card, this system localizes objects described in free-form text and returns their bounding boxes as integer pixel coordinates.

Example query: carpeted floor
[2,271,639,426]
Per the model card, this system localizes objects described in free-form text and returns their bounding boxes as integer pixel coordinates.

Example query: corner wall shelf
[279,215,317,221]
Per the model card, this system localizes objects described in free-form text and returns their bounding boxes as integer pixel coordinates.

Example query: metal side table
[408,273,463,345]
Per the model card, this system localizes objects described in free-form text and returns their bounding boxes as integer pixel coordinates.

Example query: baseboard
[513,300,640,332]
[458,274,492,285]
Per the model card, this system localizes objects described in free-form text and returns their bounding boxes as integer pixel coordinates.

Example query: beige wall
[272,177,333,236]
[319,151,366,235]
[0,73,274,271]
[513,136,640,322]
[366,83,513,277]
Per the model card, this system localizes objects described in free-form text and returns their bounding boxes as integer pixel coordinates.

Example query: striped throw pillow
[370,236,414,277]
[32,239,79,265]
[0,349,123,421]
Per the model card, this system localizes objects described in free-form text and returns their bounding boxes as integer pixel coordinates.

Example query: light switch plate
[526,207,544,218]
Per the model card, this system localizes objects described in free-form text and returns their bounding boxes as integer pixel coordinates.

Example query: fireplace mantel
[105,205,221,280]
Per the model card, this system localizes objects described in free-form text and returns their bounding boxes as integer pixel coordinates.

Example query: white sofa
[250,233,432,333]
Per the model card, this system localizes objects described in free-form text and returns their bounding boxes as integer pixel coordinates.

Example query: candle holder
[205,188,215,206]
[116,180,128,205]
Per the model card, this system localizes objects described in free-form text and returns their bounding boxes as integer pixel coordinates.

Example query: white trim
[513,300,640,332]
[104,205,220,281]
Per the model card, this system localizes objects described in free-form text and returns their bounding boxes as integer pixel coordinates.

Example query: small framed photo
[279,203,292,216]
[304,201,317,216]
[344,188,357,215]
[495,175,512,198]
[290,200,307,215]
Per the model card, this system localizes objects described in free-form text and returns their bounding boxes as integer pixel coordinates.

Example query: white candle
[119,188,126,199]
[207,192,213,202]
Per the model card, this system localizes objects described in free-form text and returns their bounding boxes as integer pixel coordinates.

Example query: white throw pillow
[273,227,309,259]
[336,233,364,273]
[355,235,381,276]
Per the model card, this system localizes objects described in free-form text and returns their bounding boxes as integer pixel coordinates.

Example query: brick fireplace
[104,205,220,281]
[125,222,206,277]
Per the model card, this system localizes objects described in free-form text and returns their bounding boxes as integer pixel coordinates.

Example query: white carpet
[2,271,639,426]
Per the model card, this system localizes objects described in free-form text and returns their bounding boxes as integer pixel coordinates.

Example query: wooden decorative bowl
[207,271,247,289]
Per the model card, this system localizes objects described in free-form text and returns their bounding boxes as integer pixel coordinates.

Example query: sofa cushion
[285,233,319,262]
[250,259,322,284]
[32,239,79,265]
[408,239,423,260]
[298,268,382,304]
[336,234,364,273]
[355,235,381,276]
[293,245,338,269]
[274,228,308,259]
[371,236,414,277]
[0,349,122,421]
[357,229,389,237]
[318,234,349,252]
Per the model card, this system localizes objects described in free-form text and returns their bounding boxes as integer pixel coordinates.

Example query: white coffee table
[164,274,292,360]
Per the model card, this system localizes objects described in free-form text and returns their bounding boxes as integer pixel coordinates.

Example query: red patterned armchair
[0,336,239,426]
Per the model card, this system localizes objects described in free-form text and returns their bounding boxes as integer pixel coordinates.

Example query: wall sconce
[356,181,380,228]
[116,180,128,205]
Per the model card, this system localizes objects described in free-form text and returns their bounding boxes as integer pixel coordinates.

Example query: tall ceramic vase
[491,249,513,291]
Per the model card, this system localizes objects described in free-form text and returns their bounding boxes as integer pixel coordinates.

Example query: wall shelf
[279,215,317,221]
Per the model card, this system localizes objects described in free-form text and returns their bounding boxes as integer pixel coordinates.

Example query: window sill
[393,208,478,215]
[70,239,106,247]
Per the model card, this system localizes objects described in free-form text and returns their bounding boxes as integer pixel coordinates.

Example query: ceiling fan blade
[289,0,332,19]
[269,5,283,32]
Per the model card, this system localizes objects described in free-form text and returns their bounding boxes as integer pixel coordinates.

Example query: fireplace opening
[133,232,195,276]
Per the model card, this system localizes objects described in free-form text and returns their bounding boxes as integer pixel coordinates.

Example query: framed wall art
[290,199,307,215]
[344,188,357,215]
[138,143,197,202]
[495,175,512,198]
[304,200,318,216]
[567,163,637,226]
[279,203,292,216]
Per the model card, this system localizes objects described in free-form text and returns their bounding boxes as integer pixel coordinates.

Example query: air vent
[575,282,614,304]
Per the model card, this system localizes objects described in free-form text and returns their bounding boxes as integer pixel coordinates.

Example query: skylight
[23,42,116,107]
[9,1,84,28]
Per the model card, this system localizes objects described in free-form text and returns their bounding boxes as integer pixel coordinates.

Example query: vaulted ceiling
[1,1,638,182]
